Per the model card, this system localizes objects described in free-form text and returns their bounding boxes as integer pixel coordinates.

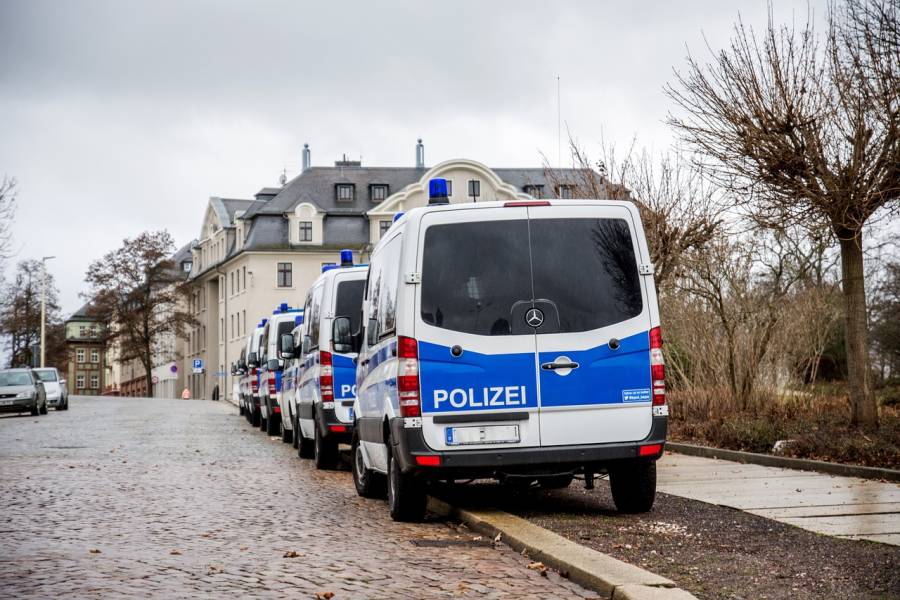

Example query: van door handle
[541,361,579,370]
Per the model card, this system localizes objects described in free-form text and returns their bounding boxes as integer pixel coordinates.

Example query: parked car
[34,368,68,410]
[0,368,48,416]
[288,251,366,468]
[240,320,268,427]
[352,179,668,521]
[258,304,304,437]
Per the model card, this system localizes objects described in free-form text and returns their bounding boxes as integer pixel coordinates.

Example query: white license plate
[445,424,520,446]
[0,400,14,406]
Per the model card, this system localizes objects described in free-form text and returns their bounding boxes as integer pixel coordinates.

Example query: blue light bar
[279,302,289,312]
[258,318,268,328]
[294,315,304,325]
[429,178,449,205]
[340,249,353,267]
[393,212,404,222]
[322,263,338,273]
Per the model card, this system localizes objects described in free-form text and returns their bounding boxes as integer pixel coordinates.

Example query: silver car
[34,368,68,410]
[0,369,48,416]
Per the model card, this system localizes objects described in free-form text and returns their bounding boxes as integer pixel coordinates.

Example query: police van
[352,179,667,521]
[258,304,304,439]
[240,320,268,427]
[289,251,367,469]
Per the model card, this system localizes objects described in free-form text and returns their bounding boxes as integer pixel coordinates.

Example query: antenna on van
[557,75,561,170]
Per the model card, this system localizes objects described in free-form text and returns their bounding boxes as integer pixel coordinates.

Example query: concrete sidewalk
[657,453,900,545]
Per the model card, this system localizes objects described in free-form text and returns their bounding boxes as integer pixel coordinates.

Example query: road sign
[192,359,203,374]
[170,364,178,374]
[151,375,159,384]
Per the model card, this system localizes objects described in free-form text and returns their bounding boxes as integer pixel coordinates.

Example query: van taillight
[649,326,665,406]
[267,370,276,395]
[397,336,421,417]
[251,368,259,393]
[319,351,334,403]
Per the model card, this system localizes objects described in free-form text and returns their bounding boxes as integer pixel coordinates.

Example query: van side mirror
[267,358,280,371]
[366,318,379,347]
[332,316,353,354]
[280,333,295,359]
[301,335,311,356]
[247,352,259,368]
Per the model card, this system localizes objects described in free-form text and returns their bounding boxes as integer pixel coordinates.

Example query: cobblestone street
[0,396,594,599]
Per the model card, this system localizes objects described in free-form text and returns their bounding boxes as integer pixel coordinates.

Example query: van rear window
[421,219,533,336]
[529,218,642,332]
[335,279,365,336]
[420,217,643,336]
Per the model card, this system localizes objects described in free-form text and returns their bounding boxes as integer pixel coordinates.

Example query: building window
[468,179,481,200]
[379,220,392,238]
[90,375,99,389]
[230,271,234,295]
[76,375,85,390]
[231,314,234,339]
[277,262,293,287]
[371,184,388,203]
[242,310,246,335]
[182,260,192,272]
[445,180,453,196]
[557,184,574,199]
[76,349,85,363]
[90,349,100,363]
[336,184,354,202]
[243,266,247,290]
[524,184,544,199]
[299,221,313,242]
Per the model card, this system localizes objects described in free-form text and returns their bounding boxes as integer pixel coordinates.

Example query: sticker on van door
[622,388,651,403]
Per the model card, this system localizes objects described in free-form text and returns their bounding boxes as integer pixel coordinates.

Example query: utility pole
[40,256,55,368]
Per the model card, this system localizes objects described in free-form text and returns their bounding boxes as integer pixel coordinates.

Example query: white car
[35,368,68,411]
[353,179,667,521]
[287,252,366,469]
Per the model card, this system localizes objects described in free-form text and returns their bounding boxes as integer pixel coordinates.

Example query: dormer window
[524,184,544,199]
[181,260,192,273]
[556,184,574,199]
[336,184,355,202]
[370,184,389,203]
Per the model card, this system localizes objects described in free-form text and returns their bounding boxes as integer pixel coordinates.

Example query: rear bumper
[390,416,668,477]
[314,403,354,443]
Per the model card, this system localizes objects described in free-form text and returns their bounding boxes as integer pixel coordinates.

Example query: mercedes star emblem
[525,308,545,328]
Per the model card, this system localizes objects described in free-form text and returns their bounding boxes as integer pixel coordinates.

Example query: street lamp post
[40,256,55,368]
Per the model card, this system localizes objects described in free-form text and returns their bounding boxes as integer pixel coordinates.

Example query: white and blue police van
[258,304,303,438]
[352,178,668,521]
[241,320,268,427]
[288,250,367,469]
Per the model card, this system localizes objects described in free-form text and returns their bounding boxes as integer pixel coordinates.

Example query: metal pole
[40,256,55,368]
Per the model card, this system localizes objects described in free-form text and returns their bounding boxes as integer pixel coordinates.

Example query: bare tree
[84,231,196,397]
[0,259,62,367]
[666,2,900,427]
[0,176,17,270]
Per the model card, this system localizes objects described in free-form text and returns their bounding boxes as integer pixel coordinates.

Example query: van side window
[308,284,324,349]
[378,237,402,336]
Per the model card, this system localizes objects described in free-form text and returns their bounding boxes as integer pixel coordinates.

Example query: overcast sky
[1,0,821,315]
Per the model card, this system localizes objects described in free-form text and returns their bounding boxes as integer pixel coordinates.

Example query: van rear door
[527,204,653,446]
[415,207,541,452]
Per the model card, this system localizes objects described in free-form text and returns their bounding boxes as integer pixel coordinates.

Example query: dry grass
[668,385,900,469]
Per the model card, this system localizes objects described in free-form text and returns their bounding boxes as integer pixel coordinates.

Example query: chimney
[415,138,425,168]
[302,143,311,172]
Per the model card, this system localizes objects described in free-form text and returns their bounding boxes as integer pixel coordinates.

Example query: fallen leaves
[283,550,301,558]
[88,548,101,554]
[170,550,182,555]
[527,561,549,576]
[314,592,335,599]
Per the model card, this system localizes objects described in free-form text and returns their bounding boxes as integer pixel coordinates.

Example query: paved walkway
[657,453,900,545]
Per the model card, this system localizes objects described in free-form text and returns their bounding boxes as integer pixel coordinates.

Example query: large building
[184,141,607,403]
[64,304,107,396]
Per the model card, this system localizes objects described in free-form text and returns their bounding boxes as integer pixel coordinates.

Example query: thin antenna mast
[557,75,561,169]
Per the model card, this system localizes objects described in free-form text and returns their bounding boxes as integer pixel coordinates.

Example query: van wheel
[251,407,260,427]
[291,415,300,449]
[352,433,386,498]
[239,402,245,416]
[266,410,280,436]
[259,411,267,431]
[314,420,338,470]
[538,474,574,490]
[281,419,293,444]
[30,404,39,416]
[609,460,657,513]
[387,445,426,522]
[40,402,48,415]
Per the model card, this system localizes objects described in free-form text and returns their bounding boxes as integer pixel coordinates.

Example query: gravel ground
[435,471,900,600]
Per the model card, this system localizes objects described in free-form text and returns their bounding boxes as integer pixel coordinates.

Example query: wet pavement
[657,453,900,545]
[0,396,595,599]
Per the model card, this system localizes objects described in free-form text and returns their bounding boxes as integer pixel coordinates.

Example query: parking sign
[192,358,203,373]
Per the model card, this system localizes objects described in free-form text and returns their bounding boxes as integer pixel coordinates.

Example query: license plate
[445,424,520,446]
[0,400,14,406]
[348,407,355,421]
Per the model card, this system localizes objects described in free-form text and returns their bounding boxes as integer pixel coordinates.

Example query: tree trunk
[145,346,154,399]
[838,233,878,428]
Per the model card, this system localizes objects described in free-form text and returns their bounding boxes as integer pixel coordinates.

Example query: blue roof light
[428,178,449,205]
[321,263,338,273]
[294,315,304,325]
[340,249,353,267]
[393,212,404,222]
[279,302,289,312]
[259,318,268,327]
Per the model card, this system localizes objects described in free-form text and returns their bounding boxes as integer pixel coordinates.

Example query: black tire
[280,417,293,443]
[352,433,386,498]
[239,401,245,416]
[609,460,657,513]
[30,404,39,416]
[387,445,426,522]
[39,402,48,415]
[266,406,279,436]
[291,414,300,449]
[537,474,574,490]
[63,399,68,410]
[314,420,339,470]
[251,406,261,427]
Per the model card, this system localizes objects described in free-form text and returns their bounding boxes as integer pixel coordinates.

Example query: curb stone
[427,497,699,600]
[667,442,900,483]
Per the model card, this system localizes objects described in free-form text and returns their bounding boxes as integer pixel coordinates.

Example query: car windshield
[0,372,33,386]
[35,369,58,382]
